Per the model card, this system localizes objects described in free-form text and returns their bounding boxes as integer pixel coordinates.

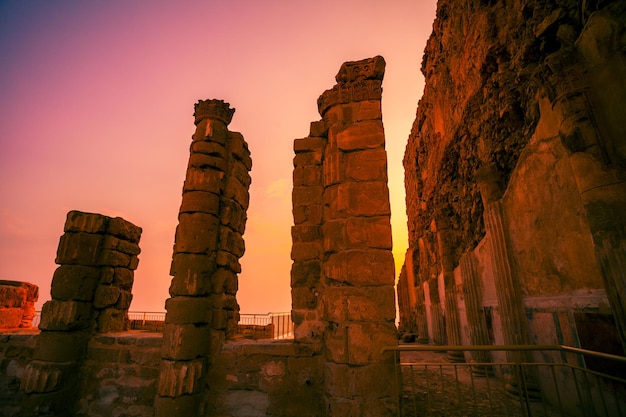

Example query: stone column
[539,20,626,348]
[427,278,446,345]
[156,99,251,417]
[314,56,398,417]
[415,285,430,344]
[476,165,539,398]
[21,210,141,415]
[459,251,492,374]
[435,215,465,362]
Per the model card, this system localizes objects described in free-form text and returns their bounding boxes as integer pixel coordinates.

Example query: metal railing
[33,310,293,340]
[235,312,294,340]
[381,344,626,417]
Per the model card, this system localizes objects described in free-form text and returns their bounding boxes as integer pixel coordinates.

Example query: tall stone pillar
[156,99,251,417]
[415,285,430,344]
[476,165,539,398]
[21,210,141,415]
[460,251,492,373]
[296,55,397,417]
[435,215,465,362]
[540,18,626,348]
[427,278,446,345]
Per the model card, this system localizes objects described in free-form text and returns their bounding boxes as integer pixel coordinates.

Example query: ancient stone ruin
[0,56,398,417]
[2,1,626,415]
[397,0,626,395]
[0,280,38,329]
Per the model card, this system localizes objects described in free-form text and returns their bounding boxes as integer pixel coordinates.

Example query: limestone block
[325,397,360,417]
[324,362,354,398]
[161,324,210,360]
[189,152,228,172]
[169,253,216,296]
[129,255,140,270]
[102,235,141,256]
[39,300,92,331]
[229,159,252,187]
[191,140,226,159]
[293,164,323,187]
[99,248,131,268]
[293,150,323,167]
[322,217,392,253]
[291,242,323,261]
[335,120,384,151]
[33,331,88,362]
[291,259,321,287]
[292,185,323,209]
[228,131,252,171]
[115,289,133,309]
[219,199,247,234]
[294,136,326,154]
[356,100,382,121]
[108,217,142,243]
[211,309,228,330]
[344,149,388,182]
[113,267,134,290]
[97,308,127,333]
[156,359,204,397]
[155,396,203,417]
[164,296,211,324]
[55,232,103,265]
[291,286,319,309]
[353,363,398,399]
[291,224,322,243]
[63,210,109,234]
[216,250,241,273]
[292,204,322,225]
[50,265,99,301]
[294,320,325,345]
[309,120,327,137]
[325,182,392,219]
[218,227,245,258]
[0,308,22,329]
[21,361,65,393]
[211,268,238,295]
[323,286,395,323]
[180,190,220,214]
[183,166,225,194]
[93,285,122,309]
[223,176,250,209]
[323,151,342,186]
[173,213,219,255]
[347,323,397,365]
[324,250,395,286]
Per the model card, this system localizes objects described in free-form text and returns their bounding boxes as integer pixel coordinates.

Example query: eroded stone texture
[157,99,251,417]
[399,0,626,393]
[20,210,142,416]
[292,55,398,416]
[0,281,38,329]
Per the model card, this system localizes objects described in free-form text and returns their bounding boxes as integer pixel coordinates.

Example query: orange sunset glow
[0,1,437,314]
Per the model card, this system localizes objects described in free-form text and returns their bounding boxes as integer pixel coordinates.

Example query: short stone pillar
[293,56,398,416]
[0,280,38,329]
[156,99,251,417]
[20,210,141,415]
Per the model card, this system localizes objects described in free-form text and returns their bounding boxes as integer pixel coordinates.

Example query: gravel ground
[398,349,564,417]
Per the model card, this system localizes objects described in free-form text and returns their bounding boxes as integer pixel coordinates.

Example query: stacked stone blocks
[0,281,38,329]
[20,210,141,415]
[292,56,398,416]
[156,99,251,417]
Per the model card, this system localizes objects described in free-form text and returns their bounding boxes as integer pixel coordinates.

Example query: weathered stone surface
[108,217,142,243]
[0,280,38,328]
[39,300,92,331]
[324,250,395,286]
[33,331,88,362]
[334,120,384,151]
[323,182,391,219]
[164,296,211,324]
[93,285,122,309]
[173,212,219,254]
[55,232,103,266]
[157,359,204,397]
[169,253,216,296]
[161,324,210,360]
[344,148,387,182]
[322,217,392,252]
[50,265,99,301]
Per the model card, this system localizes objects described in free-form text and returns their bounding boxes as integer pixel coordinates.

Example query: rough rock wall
[401,0,626,345]
[0,281,38,329]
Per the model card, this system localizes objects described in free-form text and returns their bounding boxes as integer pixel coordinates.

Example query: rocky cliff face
[403,0,625,282]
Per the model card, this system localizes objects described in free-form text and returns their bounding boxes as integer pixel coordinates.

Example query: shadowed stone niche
[292,55,399,417]
[155,99,251,417]
[20,210,142,416]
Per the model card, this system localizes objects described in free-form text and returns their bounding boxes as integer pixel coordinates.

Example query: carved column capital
[194,99,235,126]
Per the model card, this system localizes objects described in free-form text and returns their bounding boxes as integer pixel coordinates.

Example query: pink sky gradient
[0,1,437,314]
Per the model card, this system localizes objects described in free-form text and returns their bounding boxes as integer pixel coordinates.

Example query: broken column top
[317,55,386,116]
[194,99,235,126]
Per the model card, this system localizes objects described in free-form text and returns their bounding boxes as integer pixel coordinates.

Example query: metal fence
[381,344,626,417]
[235,312,294,340]
[33,310,293,339]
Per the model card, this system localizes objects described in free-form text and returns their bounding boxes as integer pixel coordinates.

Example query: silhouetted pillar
[156,99,251,417]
